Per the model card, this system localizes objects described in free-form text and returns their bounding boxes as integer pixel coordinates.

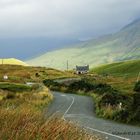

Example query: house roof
[76,65,89,71]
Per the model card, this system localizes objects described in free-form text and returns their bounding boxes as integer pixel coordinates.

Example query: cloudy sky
[0,0,140,59]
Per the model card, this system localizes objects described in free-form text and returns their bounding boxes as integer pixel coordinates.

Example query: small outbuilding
[75,65,89,74]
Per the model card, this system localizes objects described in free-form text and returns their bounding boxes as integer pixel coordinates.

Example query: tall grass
[0,108,101,140]
[0,86,101,140]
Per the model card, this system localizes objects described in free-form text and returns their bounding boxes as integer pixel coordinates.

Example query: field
[90,59,140,93]
[0,64,77,84]
[92,59,140,78]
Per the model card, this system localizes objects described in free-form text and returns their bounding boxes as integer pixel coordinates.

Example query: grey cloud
[0,0,140,39]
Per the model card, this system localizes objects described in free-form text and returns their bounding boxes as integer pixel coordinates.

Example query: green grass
[92,59,140,78]
[90,60,140,93]
[0,65,76,84]
[0,82,32,92]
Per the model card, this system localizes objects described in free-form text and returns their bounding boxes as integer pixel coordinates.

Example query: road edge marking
[85,126,130,140]
[60,94,130,140]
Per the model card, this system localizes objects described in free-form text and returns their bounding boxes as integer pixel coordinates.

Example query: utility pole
[136,72,140,82]
[67,60,69,71]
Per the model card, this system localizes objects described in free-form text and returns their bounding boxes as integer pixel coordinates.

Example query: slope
[27,19,140,70]
[0,58,28,66]
[92,59,140,78]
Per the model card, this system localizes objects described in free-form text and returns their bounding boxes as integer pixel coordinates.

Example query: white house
[76,65,89,74]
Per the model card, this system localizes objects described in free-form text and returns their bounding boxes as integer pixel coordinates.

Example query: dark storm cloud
[0,0,140,39]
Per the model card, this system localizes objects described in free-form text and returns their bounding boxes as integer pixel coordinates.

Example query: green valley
[27,19,140,70]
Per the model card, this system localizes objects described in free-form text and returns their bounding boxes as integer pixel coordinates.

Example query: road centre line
[58,93,130,140]
[63,96,75,118]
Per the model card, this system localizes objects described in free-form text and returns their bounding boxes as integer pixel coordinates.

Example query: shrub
[43,79,61,87]
[94,83,113,94]
[132,106,140,122]
[67,79,114,94]
[133,92,140,107]
[68,80,94,92]
[6,92,16,99]
[0,83,32,92]
[134,81,140,92]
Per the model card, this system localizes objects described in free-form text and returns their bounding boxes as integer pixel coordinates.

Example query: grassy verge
[0,82,101,140]
[0,109,100,140]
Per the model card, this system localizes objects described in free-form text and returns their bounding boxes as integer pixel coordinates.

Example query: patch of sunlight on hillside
[0,58,28,66]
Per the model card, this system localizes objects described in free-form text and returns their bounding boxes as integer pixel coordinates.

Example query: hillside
[0,58,28,66]
[27,19,140,70]
[92,59,140,78]
[0,65,76,83]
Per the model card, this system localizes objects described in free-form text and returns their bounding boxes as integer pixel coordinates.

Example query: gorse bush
[68,80,94,92]
[44,78,117,95]
[43,79,63,91]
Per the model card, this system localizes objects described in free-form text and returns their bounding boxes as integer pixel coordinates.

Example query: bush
[43,78,120,97]
[0,83,32,92]
[67,79,115,94]
[133,92,140,107]
[132,106,140,122]
[6,93,16,99]
[68,80,94,92]
[134,81,140,92]
[94,83,113,94]
[43,79,61,87]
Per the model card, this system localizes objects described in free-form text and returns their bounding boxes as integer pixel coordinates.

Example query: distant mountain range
[27,19,140,70]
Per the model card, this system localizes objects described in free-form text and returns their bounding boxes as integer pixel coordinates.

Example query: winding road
[46,91,140,140]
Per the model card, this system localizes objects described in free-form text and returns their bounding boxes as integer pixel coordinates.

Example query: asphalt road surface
[46,91,140,140]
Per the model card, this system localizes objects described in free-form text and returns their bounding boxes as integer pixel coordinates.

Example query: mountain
[92,59,140,78]
[0,58,28,66]
[27,19,140,70]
